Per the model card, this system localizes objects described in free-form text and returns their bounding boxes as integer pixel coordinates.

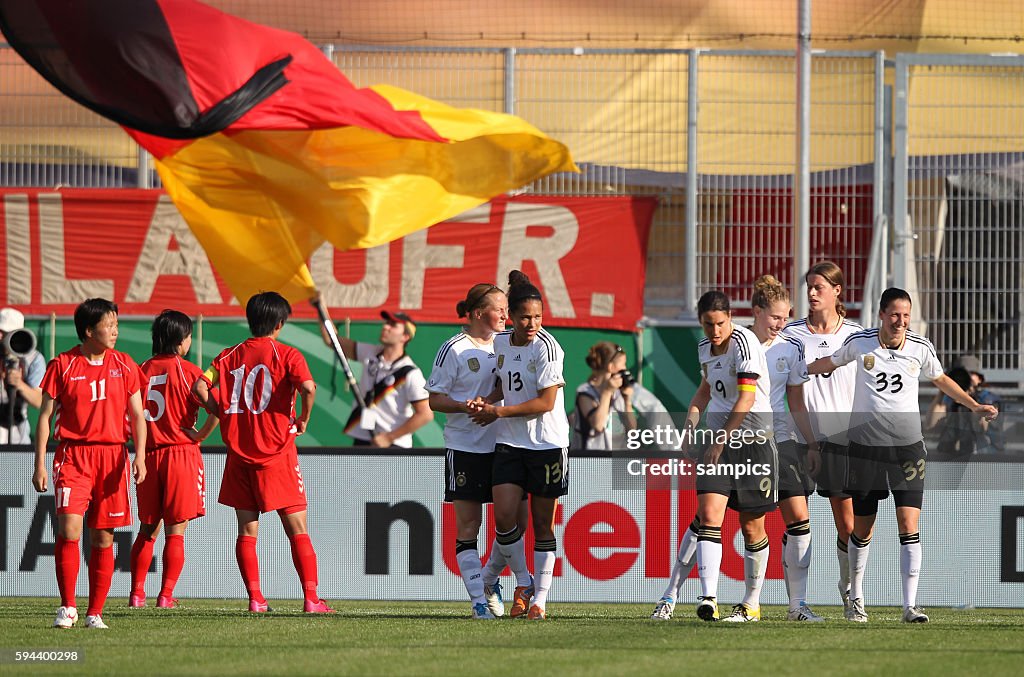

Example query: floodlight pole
[793,0,812,317]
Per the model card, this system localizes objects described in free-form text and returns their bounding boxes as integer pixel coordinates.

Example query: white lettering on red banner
[0,190,655,330]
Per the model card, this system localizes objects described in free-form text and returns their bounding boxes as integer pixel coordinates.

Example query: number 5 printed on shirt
[144,374,167,422]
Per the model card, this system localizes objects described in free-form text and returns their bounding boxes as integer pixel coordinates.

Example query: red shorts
[218,448,307,513]
[136,444,206,525]
[52,443,132,529]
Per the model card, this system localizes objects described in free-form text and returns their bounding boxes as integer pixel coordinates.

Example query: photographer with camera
[0,307,44,444]
[571,341,637,450]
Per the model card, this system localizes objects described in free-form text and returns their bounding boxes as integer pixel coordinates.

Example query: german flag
[0,0,576,303]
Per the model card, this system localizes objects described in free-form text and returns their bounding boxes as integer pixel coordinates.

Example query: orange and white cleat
[509,578,535,618]
[527,604,546,620]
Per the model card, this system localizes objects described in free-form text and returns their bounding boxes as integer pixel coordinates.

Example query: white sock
[495,527,532,587]
[848,533,872,602]
[899,532,922,609]
[482,538,508,587]
[837,536,850,595]
[785,521,812,609]
[741,538,769,610]
[782,534,791,602]
[696,525,723,599]
[455,542,486,604]
[532,542,556,609]
[662,518,699,601]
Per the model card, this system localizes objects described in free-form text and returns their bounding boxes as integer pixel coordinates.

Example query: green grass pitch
[2,599,1023,675]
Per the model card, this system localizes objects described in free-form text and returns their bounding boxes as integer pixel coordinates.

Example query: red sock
[55,537,80,608]
[160,534,185,598]
[235,536,265,604]
[86,545,114,616]
[129,534,156,596]
[288,533,320,603]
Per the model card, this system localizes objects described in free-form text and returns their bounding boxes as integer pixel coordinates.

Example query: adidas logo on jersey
[887,352,898,361]
[713,361,722,370]
[818,340,830,348]
[513,354,522,361]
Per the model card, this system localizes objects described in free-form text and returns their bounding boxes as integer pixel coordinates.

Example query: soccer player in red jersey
[129,310,218,609]
[32,298,148,630]
[192,292,332,613]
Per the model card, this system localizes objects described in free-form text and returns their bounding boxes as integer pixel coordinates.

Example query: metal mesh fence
[3,42,1024,380]
[694,52,878,315]
[0,46,140,188]
[895,55,1024,383]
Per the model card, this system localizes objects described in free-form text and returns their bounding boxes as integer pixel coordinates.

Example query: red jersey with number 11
[40,346,141,444]
[140,354,205,449]
[201,337,312,466]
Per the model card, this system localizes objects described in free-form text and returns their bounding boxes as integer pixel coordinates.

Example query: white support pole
[793,0,812,316]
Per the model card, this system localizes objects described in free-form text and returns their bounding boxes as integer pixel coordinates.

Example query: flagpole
[310,296,363,410]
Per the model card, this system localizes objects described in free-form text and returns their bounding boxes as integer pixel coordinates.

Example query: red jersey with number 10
[40,346,142,444]
[140,354,205,450]
[201,337,312,466]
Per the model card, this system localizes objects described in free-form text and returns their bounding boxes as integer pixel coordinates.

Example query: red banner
[0,190,654,330]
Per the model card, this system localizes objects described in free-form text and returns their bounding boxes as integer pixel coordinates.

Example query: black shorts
[444,449,494,503]
[845,440,926,508]
[695,438,778,514]
[492,443,568,498]
[777,440,815,499]
[816,440,850,499]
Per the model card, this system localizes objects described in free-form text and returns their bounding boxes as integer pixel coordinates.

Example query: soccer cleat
[85,614,109,629]
[845,598,868,623]
[650,596,675,620]
[721,603,760,623]
[787,604,826,622]
[304,599,335,614]
[472,602,496,620]
[156,595,179,609]
[527,604,546,620]
[484,581,505,617]
[902,606,929,623]
[248,599,272,613]
[128,593,147,608]
[696,596,719,622]
[509,579,535,618]
[53,606,78,629]
[839,582,852,616]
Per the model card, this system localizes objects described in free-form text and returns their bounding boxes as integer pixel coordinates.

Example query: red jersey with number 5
[201,337,312,466]
[40,346,142,444]
[140,354,205,450]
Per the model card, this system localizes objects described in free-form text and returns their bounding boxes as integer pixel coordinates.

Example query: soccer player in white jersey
[650,277,819,622]
[687,291,777,622]
[781,261,862,614]
[808,288,997,623]
[748,275,824,621]
[427,283,522,619]
[469,270,570,620]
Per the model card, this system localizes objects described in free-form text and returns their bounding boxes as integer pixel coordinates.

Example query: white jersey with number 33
[829,328,944,446]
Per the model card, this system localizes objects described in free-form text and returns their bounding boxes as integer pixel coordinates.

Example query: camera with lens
[2,327,37,371]
[616,369,636,388]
